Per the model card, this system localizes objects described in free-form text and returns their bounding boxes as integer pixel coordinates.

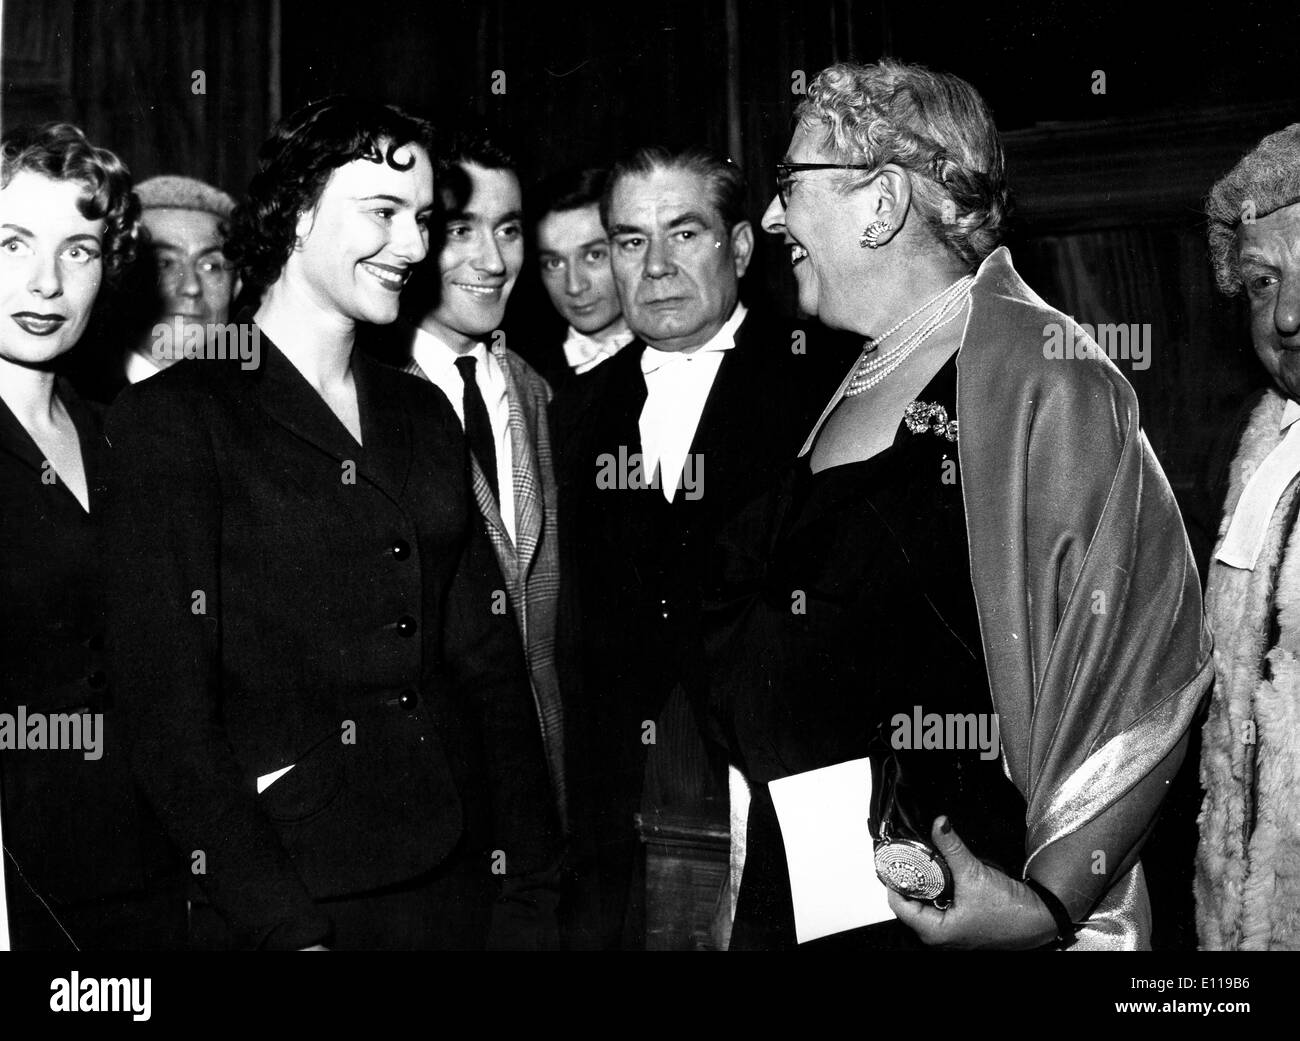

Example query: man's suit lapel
[680,318,759,514]
[601,340,649,457]
[498,350,541,575]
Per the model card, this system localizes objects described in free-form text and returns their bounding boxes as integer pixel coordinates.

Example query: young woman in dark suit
[0,122,182,949]
[103,98,560,950]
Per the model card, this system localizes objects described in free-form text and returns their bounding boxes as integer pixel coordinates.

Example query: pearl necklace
[843,274,974,397]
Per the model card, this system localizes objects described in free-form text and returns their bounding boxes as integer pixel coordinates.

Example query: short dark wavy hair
[226,96,435,288]
[0,122,140,275]
[601,146,747,233]
[534,166,610,222]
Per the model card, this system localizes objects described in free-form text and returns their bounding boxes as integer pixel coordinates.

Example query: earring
[859,219,891,249]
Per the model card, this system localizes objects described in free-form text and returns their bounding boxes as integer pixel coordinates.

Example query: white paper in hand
[768,757,895,943]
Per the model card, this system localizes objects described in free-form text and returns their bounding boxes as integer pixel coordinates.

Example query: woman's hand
[886,817,1060,950]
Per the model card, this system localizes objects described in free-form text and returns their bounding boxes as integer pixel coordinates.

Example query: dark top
[0,379,177,949]
[103,332,559,949]
[703,353,1027,949]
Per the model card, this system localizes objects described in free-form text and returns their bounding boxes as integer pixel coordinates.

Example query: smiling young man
[549,146,843,949]
[383,133,569,846]
[532,167,632,389]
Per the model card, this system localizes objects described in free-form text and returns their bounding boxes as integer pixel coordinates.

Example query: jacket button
[398,689,418,710]
[87,669,107,688]
[396,615,418,637]
[390,539,410,560]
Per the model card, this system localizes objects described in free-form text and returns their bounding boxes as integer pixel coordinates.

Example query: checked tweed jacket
[404,343,566,829]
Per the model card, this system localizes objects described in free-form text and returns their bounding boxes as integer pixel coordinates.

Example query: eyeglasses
[775,162,877,207]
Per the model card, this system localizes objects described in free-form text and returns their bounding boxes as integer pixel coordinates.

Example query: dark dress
[703,353,1028,950]
[0,379,181,949]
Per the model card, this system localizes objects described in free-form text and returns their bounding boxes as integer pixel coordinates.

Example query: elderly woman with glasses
[703,59,1211,950]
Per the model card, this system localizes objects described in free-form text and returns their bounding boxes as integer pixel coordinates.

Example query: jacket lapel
[251,336,411,506]
[497,347,542,574]
[353,352,412,504]
[680,319,758,515]
[603,340,649,456]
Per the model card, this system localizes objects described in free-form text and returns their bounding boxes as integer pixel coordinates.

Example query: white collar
[1281,397,1300,433]
[640,302,748,375]
[412,324,489,375]
[126,348,164,384]
[563,323,634,373]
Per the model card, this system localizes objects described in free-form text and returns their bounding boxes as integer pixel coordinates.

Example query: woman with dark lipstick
[103,97,560,949]
[0,122,181,949]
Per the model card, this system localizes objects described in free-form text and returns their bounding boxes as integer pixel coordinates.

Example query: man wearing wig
[1198,123,1300,950]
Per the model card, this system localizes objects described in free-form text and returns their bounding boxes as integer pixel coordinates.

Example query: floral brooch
[903,401,958,442]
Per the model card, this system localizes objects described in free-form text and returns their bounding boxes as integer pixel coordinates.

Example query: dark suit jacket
[103,335,559,950]
[0,381,179,949]
[550,310,845,944]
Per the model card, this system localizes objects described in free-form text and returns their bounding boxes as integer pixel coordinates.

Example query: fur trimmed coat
[1198,387,1300,949]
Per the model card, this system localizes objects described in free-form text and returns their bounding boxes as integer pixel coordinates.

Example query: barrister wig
[226,96,434,288]
[0,122,140,275]
[1206,123,1300,296]
[797,60,1009,269]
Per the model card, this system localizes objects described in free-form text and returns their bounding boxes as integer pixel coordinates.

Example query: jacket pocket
[255,726,346,824]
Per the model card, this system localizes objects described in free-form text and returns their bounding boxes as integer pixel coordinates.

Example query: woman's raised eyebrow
[1,222,35,236]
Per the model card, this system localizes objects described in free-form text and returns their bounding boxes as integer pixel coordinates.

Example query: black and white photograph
[0,0,1294,1023]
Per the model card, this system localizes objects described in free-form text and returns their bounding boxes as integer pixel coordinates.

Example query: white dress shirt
[638,303,747,503]
[563,323,634,375]
[411,326,517,543]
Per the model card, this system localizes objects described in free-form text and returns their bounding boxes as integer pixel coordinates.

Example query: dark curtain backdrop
[2,0,275,202]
